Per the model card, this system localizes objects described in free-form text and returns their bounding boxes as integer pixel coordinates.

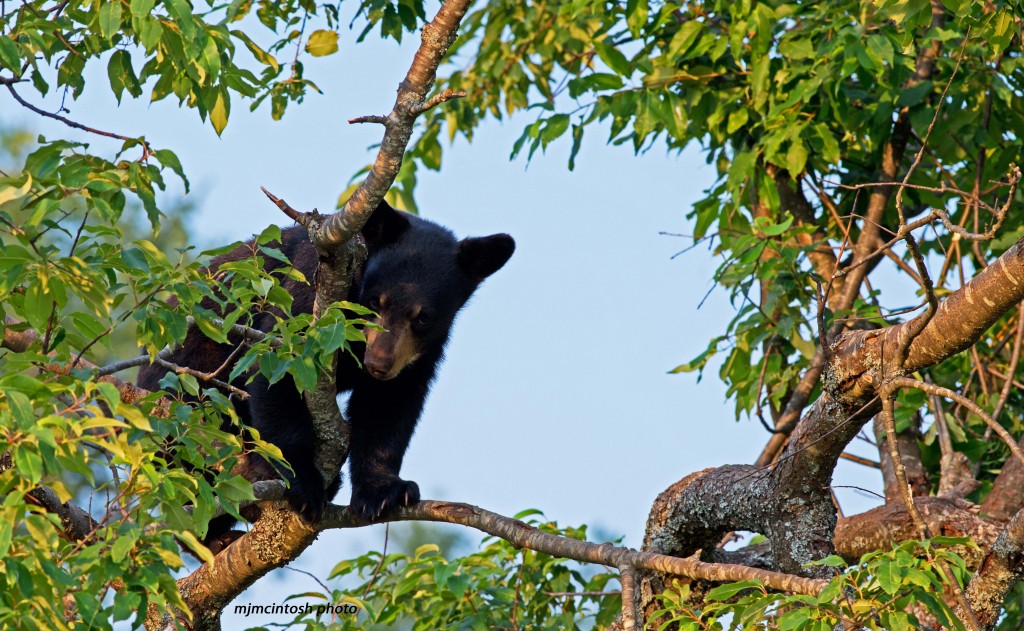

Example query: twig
[544,591,620,598]
[361,524,389,599]
[879,391,928,538]
[5,84,146,147]
[992,303,1024,423]
[890,377,1024,468]
[410,88,466,115]
[152,357,249,400]
[510,555,525,631]
[347,114,388,125]
[839,452,880,469]
[284,566,332,598]
[260,186,305,224]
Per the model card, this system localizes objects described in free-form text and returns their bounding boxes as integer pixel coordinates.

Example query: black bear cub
[138,201,514,544]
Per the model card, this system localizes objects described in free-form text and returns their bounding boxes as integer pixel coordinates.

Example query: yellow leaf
[305,30,339,57]
[0,173,32,207]
[176,531,215,564]
[211,91,228,136]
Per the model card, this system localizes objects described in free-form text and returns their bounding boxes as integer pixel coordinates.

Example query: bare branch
[889,376,1024,468]
[619,564,638,631]
[839,452,880,469]
[151,357,249,400]
[260,186,305,224]
[347,114,388,125]
[5,84,149,151]
[411,88,466,115]
[320,501,829,596]
[96,347,173,377]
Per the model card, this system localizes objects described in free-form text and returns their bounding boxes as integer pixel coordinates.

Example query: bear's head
[356,201,515,381]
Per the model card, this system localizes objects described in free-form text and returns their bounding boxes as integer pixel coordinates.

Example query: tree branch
[2,316,164,411]
[5,83,149,151]
[306,0,473,246]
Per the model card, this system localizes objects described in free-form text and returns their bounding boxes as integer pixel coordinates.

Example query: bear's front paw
[350,478,420,521]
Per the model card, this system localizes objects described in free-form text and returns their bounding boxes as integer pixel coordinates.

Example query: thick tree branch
[835,497,999,566]
[964,507,1024,628]
[641,231,1024,584]
[0,454,100,543]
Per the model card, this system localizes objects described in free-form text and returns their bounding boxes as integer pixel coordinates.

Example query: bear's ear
[456,234,515,281]
[361,199,410,249]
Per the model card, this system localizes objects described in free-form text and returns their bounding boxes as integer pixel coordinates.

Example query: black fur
[138,202,514,545]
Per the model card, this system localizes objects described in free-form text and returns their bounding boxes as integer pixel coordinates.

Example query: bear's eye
[414,312,431,328]
[367,297,382,311]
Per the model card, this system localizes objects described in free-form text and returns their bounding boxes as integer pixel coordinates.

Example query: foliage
[406,0,1024,427]
[3,0,1024,627]
[653,538,974,631]
[276,513,621,631]
[0,0,397,625]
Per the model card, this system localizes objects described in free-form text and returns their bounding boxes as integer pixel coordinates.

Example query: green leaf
[625,0,649,37]
[726,108,749,134]
[129,0,156,17]
[668,21,702,58]
[706,580,761,601]
[593,40,632,77]
[98,1,124,40]
[989,10,1016,52]
[0,36,20,71]
[541,114,570,148]
[15,446,43,484]
[306,30,340,57]
[110,532,136,563]
[153,149,189,192]
[162,501,193,532]
[876,559,901,594]
[568,124,583,171]
[24,279,55,331]
[785,141,807,175]
[898,81,932,107]
[138,17,163,51]
[814,124,840,165]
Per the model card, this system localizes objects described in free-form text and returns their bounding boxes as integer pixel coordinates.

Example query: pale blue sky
[1,19,887,628]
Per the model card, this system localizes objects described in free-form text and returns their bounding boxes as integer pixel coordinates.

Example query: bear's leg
[346,382,424,521]
[247,374,330,521]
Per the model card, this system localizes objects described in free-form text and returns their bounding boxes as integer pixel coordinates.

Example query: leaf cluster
[652,538,974,630]
[275,511,622,631]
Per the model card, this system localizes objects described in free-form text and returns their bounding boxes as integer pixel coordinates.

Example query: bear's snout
[364,353,393,380]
